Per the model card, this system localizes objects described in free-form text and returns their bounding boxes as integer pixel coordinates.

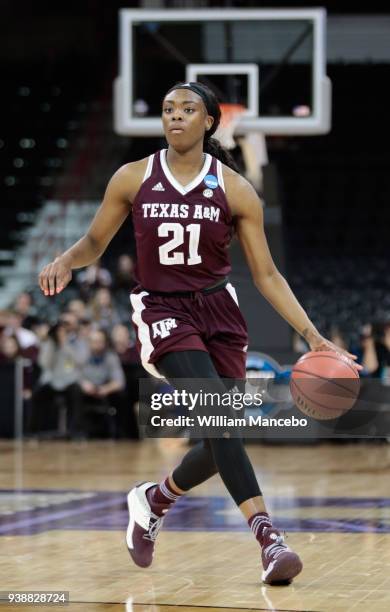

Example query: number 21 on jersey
[158,222,201,265]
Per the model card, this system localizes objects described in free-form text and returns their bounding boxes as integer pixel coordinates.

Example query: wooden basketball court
[1,439,390,612]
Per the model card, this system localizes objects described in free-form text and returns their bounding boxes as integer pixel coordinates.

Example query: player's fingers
[312,342,327,352]
[55,269,63,293]
[347,355,363,370]
[339,349,363,371]
[339,348,357,361]
[48,267,57,296]
[38,267,46,293]
[348,359,363,371]
[41,267,51,295]
[56,270,71,294]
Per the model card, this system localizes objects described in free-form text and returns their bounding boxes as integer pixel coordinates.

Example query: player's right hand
[39,255,72,296]
[309,334,363,371]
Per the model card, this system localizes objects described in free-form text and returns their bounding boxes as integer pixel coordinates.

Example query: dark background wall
[1,0,389,352]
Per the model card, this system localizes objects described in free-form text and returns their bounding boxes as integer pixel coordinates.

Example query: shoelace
[143,515,165,542]
[263,534,288,560]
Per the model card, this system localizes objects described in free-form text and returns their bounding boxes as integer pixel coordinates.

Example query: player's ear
[205,115,214,132]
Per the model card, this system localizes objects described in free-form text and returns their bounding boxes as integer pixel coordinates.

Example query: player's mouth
[169,126,185,133]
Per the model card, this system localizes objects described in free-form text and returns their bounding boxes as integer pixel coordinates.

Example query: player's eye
[163,107,173,113]
[185,108,195,113]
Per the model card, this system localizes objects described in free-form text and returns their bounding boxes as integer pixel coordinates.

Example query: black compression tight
[156,350,261,506]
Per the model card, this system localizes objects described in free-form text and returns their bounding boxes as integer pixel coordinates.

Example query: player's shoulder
[221,163,256,197]
[220,163,261,216]
[113,156,150,183]
[109,155,152,203]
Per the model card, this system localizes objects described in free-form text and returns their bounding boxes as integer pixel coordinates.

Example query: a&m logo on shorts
[152,318,177,339]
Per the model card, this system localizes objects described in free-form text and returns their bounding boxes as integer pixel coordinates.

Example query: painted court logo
[152,318,177,339]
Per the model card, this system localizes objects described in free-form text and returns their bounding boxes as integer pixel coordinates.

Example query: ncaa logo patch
[204,174,218,189]
[203,188,213,198]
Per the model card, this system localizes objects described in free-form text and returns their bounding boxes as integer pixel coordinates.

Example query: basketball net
[214,103,246,150]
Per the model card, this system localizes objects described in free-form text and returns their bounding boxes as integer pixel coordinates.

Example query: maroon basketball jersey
[131,149,233,292]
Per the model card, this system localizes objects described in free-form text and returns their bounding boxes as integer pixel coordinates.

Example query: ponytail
[203,136,239,173]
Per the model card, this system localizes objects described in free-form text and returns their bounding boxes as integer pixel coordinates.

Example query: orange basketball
[290,350,360,420]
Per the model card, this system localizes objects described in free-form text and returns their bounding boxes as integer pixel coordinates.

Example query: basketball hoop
[215,103,246,150]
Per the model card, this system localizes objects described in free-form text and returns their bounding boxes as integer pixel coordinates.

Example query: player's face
[162,89,214,151]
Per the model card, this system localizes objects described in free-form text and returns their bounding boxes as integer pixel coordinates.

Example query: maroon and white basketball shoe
[126,482,168,568]
[261,527,303,585]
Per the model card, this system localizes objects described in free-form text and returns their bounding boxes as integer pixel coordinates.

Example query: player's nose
[171,108,184,121]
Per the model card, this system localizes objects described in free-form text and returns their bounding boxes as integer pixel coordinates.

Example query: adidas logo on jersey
[228,385,240,394]
[152,182,165,191]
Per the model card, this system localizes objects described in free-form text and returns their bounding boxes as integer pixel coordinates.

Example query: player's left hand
[309,335,363,371]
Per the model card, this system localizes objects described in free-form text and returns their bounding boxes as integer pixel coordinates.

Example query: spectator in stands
[13,292,37,330]
[78,329,125,437]
[0,310,8,341]
[111,323,140,366]
[0,333,35,431]
[86,287,122,333]
[292,331,309,354]
[3,310,39,362]
[329,326,348,351]
[67,298,88,321]
[30,319,50,344]
[112,254,138,319]
[111,323,142,439]
[28,318,50,389]
[79,317,93,342]
[0,332,34,396]
[76,258,112,301]
[32,322,85,437]
[59,311,89,363]
[113,254,137,292]
[361,321,390,380]
[0,334,22,362]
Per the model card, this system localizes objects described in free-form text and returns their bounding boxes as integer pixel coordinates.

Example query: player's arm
[39,160,145,296]
[224,169,361,367]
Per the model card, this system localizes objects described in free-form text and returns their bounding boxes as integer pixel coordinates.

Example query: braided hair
[165,82,239,172]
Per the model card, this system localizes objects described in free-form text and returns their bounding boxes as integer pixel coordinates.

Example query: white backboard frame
[186,64,259,117]
[114,8,331,136]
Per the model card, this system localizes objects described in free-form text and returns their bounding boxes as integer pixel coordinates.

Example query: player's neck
[166,144,206,178]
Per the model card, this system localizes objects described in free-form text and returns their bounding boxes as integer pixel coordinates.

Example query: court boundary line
[60,602,321,612]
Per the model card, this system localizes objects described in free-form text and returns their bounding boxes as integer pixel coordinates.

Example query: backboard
[114,8,331,136]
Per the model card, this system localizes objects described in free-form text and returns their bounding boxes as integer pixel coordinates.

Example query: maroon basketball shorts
[130,282,248,379]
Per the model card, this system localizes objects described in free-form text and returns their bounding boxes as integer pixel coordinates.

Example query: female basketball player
[39,82,361,585]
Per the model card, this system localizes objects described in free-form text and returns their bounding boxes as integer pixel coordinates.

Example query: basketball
[290,350,360,420]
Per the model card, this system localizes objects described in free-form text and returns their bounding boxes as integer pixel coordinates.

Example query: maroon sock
[248,512,273,546]
[146,477,183,515]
